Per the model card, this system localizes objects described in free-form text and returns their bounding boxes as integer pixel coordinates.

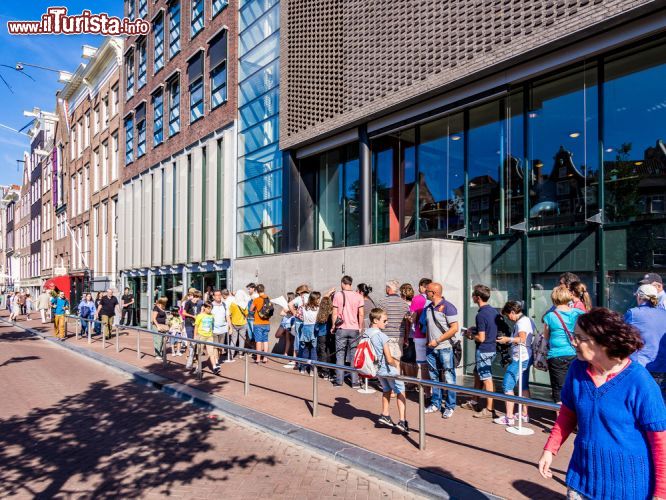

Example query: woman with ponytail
[569,281,591,312]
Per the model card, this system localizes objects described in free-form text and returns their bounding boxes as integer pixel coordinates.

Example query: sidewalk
[15,314,571,499]
[0,319,422,499]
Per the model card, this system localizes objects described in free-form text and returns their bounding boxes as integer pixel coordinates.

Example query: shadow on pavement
[512,479,567,499]
[0,378,276,498]
[0,355,40,367]
[416,466,498,499]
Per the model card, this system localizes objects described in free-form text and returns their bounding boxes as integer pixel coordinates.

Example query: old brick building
[117,0,237,323]
[58,38,124,304]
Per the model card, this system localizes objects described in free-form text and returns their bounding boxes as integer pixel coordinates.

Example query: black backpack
[257,296,274,320]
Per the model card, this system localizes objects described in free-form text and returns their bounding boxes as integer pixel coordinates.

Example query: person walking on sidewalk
[120,287,135,326]
[421,282,460,419]
[332,275,365,388]
[494,301,534,426]
[462,284,499,419]
[250,284,272,364]
[368,307,409,434]
[97,289,119,340]
[538,308,666,500]
[37,290,51,324]
[51,291,69,341]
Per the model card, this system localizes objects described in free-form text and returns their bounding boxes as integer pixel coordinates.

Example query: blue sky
[0,1,122,185]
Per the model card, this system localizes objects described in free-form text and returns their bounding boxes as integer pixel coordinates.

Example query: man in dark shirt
[120,287,135,326]
[97,288,119,340]
[463,284,499,418]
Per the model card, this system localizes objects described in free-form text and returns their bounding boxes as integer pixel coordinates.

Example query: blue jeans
[298,339,318,371]
[503,359,531,393]
[426,347,456,411]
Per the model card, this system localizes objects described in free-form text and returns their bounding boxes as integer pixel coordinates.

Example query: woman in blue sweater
[77,293,96,336]
[538,308,666,500]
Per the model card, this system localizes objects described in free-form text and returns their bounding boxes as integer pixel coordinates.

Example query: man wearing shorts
[463,284,499,419]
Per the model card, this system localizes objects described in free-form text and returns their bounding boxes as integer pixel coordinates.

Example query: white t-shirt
[211,301,229,334]
[301,306,318,325]
[511,315,534,362]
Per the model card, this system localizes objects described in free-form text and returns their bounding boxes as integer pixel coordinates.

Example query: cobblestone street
[0,321,421,499]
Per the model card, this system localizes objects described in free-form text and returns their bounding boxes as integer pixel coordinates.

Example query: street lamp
[15,62,72,83]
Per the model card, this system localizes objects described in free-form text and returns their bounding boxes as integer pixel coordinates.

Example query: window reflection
[528,66,599,229]
[418,113,464,238]
[604,41,666,223]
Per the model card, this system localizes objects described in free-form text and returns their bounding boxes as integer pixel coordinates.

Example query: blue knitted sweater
[562,359,666,499]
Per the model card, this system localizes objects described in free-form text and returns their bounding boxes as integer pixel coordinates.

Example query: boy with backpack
[361,307,409,434]
[250,284,274,363]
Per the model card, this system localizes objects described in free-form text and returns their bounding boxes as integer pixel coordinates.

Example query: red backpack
[353,333,379,378]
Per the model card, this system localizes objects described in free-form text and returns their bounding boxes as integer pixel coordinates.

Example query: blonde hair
[551,285,573,306]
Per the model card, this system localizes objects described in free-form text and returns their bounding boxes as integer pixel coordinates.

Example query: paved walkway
[0,320,421,499]
[10,315,572,499]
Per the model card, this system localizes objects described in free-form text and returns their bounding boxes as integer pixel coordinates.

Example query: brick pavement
[0,320,422,499]
[11,314,572,499]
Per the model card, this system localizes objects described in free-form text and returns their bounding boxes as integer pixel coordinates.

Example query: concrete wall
[232,238,465,335]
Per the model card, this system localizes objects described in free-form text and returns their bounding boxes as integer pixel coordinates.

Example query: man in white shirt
[211,290,230,371]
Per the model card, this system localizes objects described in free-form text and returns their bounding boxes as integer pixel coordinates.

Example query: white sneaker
[493,415,515,426]
[514,413,530,423]
[284,361,295,368]
[442,408,454,419]
[424,405,440,414]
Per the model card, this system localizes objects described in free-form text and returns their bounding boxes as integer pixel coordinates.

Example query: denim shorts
[378,375,406,395]
[476,351,496,381]
[502,359,531,393]
[253,325,270,343]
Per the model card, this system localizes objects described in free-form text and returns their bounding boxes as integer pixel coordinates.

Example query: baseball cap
[636,284,659,299]
[639,273,663,285]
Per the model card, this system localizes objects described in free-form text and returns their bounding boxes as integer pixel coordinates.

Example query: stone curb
[6,321,502,500]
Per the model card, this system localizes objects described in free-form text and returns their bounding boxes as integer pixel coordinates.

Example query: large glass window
[371,129,415,243]
[213,0,228,17]
[603,41,666,223]
[168,77,180,136]
[137,39,147,89]
[418,113,464,238]
[168,0,181,59]
[528,65,599,230]
[191,0,204,38]
[125,52,134,99]
[189,79,203,122]
[138,0,147,18]
[137,118,146,157]
[209,31,228,110]
[152,91,163,146]
[125,116,134,164]
[154,13,164,73]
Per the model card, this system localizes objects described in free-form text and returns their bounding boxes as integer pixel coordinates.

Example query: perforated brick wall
[280,0,658,149]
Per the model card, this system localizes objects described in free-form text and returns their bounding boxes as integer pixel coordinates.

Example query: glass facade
[286,37,666,328]
[237,0,281,257]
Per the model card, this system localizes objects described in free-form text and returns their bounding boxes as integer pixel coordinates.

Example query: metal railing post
[101,323,106,349]
[115,324,120,353]
[87,319,91,344]
[75,318,80,340]
[244,353,250,396]
[196,344,203,381]
[312,364,318,417]
[136,328,141,359]
[419,384,426,451]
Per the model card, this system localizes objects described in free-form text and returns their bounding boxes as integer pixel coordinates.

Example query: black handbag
[401,338,417,364]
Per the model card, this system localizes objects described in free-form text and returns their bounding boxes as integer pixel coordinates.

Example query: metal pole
[136,328,141,359]
[102,321,106,349]
[312,364,318,417]
[419,383,426,451]
[244,353,250,396]
[87,319,91,344]
[115,323,119,352]
[75,318,80,340]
